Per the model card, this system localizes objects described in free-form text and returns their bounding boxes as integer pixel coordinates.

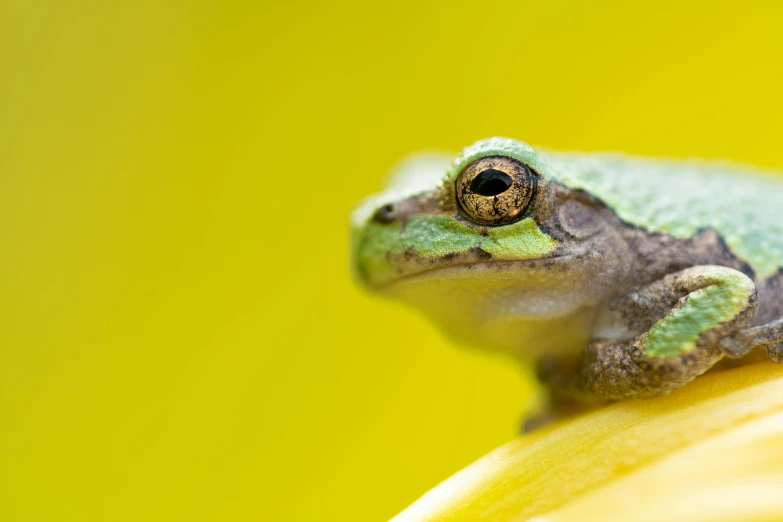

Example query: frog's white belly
[388,272,604,361]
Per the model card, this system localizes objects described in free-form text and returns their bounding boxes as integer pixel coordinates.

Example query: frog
[351,137,783,426]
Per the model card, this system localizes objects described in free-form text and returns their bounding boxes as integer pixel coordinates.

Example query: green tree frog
[352,137,783,425]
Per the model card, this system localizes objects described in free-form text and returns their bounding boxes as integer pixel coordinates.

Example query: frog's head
[351,138,631,359]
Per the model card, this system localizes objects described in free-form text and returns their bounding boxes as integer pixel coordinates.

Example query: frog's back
[541,150,783,278]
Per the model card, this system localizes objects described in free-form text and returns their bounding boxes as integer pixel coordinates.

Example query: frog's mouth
[358,252,571,291]
[382,254,574,288]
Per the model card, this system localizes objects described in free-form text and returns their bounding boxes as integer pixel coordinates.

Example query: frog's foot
[719,318,783,363]
[521,410,560,433]
[545,266,759,400]
[768,343,783,364]
[521,392,608,432]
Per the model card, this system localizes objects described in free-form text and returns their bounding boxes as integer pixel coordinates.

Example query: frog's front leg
[543,265,759,400]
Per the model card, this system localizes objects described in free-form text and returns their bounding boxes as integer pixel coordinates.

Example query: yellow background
[3,1,783,521]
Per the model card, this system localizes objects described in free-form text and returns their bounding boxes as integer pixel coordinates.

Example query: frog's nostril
[373,203,397,224]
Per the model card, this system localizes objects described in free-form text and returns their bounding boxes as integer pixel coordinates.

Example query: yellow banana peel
[392,363,783,522]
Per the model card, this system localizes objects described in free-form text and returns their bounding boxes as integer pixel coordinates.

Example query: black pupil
[469,169,513,196]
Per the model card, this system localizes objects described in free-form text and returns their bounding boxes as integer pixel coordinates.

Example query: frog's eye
[455,156,538,225]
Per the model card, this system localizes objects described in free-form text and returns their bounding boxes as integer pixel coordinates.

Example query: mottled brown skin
[514,184,783,427]
[541,269,755,395]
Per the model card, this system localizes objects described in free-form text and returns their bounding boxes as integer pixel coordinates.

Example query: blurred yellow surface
[394,363,783,522]
[3,1,783,521]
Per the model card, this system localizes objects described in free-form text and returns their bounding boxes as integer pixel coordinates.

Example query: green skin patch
[645,270,754,358]
[356,216,558,284]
